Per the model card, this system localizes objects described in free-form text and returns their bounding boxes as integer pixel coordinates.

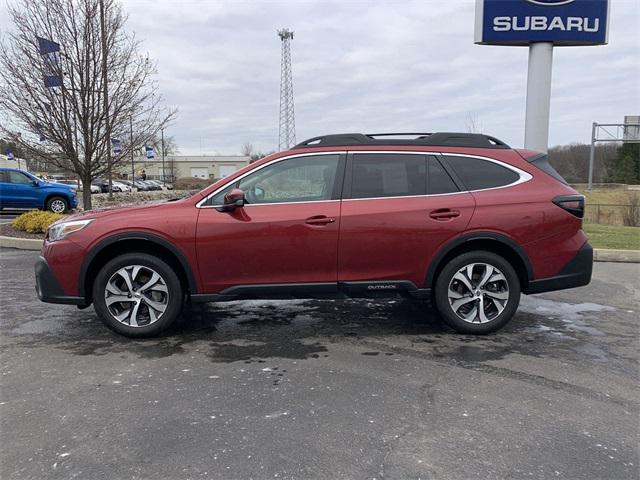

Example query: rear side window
[444,155,519,191]
[528,154,568,184]
[428,157,458,194]
[351,154,426,199]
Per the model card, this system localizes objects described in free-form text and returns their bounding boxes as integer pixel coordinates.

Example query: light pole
[130,115,135,184]
[161,128,165,186]
[99,0,113,199]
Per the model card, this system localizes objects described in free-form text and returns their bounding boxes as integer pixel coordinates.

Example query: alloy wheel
[447,263,509,324]
[50,199,66,213]
[104,265,169,327]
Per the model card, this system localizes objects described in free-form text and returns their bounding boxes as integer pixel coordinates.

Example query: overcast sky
[2,0,639,155]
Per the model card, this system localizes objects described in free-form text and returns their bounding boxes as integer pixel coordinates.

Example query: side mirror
[216,188,245,212]
[32,180,40,187]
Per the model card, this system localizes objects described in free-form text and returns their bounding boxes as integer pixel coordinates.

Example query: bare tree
[0,0,176,208]
[465,112,483,134]
[547,142,618,184]
[241,142,254,157]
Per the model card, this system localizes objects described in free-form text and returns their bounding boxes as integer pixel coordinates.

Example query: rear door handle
[305,215,336,226]
[429,209,460,221]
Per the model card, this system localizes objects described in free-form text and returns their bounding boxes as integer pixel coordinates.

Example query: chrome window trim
[342,191,469,202]
[242,199,339,207]
[196,150,532,208]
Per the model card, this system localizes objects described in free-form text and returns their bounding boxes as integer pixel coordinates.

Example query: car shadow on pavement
[5,293,609,370]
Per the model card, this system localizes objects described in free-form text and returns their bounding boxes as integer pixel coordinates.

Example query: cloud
[2,0,639,154]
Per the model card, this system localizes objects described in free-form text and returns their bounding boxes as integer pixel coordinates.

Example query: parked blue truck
[0,167,78,213]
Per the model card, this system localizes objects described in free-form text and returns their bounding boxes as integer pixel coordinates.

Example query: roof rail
[292,132,510,149]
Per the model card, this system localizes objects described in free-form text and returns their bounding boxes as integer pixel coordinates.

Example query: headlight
[48,219,93,242]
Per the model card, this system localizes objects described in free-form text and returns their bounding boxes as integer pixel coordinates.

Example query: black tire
[46,196,69,214]
[434,251,520,334]
[92,253,183,337]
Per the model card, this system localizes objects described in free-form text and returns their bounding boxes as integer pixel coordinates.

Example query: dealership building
[120,155,251,181]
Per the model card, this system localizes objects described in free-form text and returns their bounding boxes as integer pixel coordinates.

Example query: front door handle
[305,215,336,226]
[429,209,460,221]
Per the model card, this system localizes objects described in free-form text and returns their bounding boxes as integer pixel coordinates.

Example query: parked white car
[54,180,101,194]
[112,181,132,193]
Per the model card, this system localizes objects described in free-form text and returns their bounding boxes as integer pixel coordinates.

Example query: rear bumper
[525,242,593,295]
[35,256,86,305]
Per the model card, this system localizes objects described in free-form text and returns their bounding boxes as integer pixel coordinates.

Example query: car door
[1,170,40,208]
[338,152,475,290]
[195,152,345,293]
[0,171,9,208]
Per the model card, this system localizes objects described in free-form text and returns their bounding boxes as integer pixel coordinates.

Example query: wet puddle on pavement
[2,293,621,369]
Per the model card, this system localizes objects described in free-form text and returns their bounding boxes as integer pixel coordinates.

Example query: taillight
[552,195,585,218]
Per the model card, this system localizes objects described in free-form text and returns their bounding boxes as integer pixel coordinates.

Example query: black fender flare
[424,231,534,289]
[78,231,198,298]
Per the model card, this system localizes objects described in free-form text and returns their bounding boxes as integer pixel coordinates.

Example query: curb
[0,235,43,251]
[593,248,640,263]
[1,235,639,263]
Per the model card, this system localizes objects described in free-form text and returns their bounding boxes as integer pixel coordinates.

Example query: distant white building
[117,155,251,181]
[1,153,253,181]
[0,154,26,169]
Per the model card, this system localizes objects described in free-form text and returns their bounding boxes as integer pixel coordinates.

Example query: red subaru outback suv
[35,132,592,337]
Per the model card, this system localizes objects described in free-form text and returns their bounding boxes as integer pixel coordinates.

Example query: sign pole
[524,42,553,153]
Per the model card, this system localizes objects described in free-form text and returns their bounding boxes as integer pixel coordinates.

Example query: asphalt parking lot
[0,209,25,223]
[0,248,638,480]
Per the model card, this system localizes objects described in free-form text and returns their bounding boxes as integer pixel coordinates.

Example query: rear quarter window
[444,155,520,191]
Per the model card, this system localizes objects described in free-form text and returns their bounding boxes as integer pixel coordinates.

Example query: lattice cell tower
[278,28,296,150]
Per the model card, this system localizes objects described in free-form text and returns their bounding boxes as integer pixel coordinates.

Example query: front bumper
[525,241,593,295]
[35,256,86,305]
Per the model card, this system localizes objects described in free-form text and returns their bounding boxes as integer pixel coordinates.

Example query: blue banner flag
[35,123,46,142]
[111,138,122,155]
[6,150,15,161]
[36,36,62,88]
[145,146,155,159]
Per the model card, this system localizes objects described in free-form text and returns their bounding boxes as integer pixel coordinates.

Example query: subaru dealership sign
[475,0,610,46]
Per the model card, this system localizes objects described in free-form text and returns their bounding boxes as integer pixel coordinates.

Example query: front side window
[7,171,33,184]
[208,154,340,205]
[350,153,426,199]
[444,155,520,191]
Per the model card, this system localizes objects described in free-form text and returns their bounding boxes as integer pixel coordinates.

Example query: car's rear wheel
[46,196,69,214]
[92,253,183,337]
[434,251,520,334]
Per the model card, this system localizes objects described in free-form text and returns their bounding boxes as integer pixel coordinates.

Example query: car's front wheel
[92,253,183,337]
[46,196,69,214]
[434,251,520,334]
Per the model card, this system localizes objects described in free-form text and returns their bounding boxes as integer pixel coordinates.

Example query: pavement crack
[351,338,639,410]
